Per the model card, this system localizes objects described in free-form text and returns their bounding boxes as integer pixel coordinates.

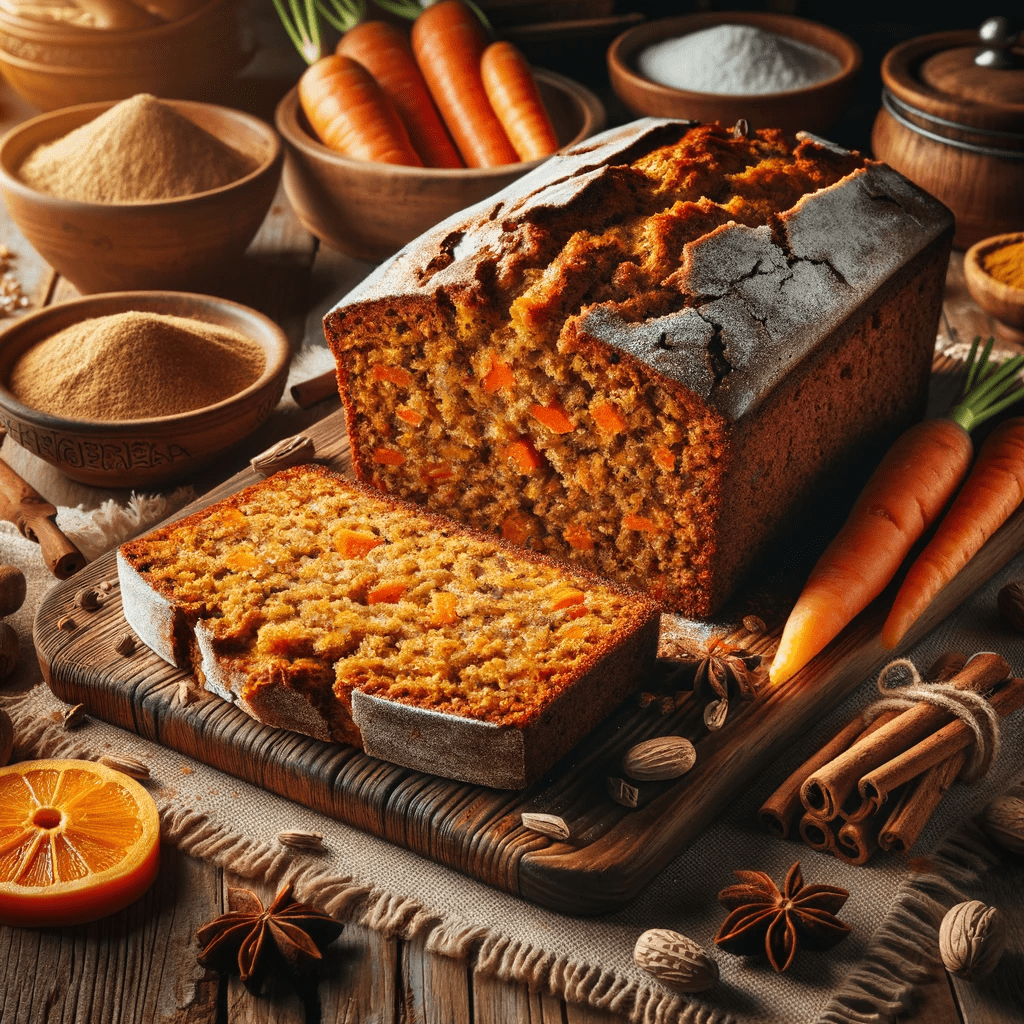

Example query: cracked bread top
[326,119,954,421]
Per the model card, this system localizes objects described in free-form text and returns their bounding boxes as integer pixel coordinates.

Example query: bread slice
[117,465,660,788]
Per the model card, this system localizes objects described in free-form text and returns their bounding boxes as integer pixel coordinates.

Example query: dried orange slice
[0,758,160,928]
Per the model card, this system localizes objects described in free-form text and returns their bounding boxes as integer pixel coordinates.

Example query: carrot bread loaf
[323,118,955,618]
[117,464,660,788]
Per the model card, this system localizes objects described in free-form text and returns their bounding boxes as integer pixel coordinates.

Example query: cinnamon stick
[759,714,867,838]
[799,653,1010,821]
[798,812,838,855]
[877,751,966,854]
[290,369,337,409]
[758,653,967,836]
[836,816,881,866]
[0,440,87,579]
[856,677,1024,817]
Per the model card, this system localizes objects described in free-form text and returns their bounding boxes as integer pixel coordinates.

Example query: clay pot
[0,0,248,111]
[872,30,1024,249]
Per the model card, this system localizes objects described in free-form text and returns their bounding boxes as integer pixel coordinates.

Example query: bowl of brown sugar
[0,93,282,294]
[0,291,291,487]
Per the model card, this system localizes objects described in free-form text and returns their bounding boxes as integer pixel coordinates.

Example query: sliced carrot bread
[116,464,660,788]
[323,118,954,617]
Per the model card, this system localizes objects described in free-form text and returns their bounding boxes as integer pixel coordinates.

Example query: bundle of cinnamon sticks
[759,652,1024,865]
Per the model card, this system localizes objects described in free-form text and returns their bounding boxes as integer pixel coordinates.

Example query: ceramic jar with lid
[872,18,1024,249]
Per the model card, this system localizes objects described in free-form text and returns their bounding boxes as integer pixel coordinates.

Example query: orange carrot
[337,21,464,169]
[411,0,518,168]
[298,55,423,166]
[881,415,1024,648]
[480,40,559,162]
[770,339,1024,686]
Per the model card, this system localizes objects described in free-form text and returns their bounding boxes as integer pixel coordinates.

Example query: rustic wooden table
[0,58,1022,1024]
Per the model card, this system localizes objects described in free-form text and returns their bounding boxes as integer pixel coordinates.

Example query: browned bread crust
[324,119,954,617]
[117,464,660,788]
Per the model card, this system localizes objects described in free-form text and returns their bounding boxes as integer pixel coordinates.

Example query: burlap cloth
[0,345,1021,1024]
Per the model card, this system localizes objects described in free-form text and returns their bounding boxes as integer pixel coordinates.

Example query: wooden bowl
[607,12,861,137]
[274,68,605,262]
[0,292,290,487]
[0,99,282,295]
[871,31,1024,250]
[964,233,1024,344]
[0,0,248,111]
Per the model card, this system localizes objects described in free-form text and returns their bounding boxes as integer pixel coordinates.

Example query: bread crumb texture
[120,466,658,745]
[329,124,869,614]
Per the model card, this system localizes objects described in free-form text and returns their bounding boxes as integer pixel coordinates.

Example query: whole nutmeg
[0,564,26,618]
[938,900,1006,981]
[997,581,1024,632]
[623,736,697,781]
[978,794,1024,856]
[634,928,719,992]
[0,622,18,680]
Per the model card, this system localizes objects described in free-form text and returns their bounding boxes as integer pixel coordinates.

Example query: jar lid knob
[975,16,1020,67]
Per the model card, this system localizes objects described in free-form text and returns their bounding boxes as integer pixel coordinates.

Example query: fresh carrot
[480,40,559,162]
[410,0,518,168]
[769,339,1024,686]
[337,21,464,169]
[881,414,1024,648]
[298,55,424,166]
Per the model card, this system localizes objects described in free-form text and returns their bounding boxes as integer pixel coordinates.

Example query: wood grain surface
[0,35,1017,1021]
[34,394,1024,916]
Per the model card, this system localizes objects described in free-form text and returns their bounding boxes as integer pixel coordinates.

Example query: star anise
[196,883,343,993]
[713,861,851,973]
[652,638,763,728]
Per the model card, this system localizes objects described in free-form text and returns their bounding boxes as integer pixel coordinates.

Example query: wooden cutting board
[35,395,1024,916]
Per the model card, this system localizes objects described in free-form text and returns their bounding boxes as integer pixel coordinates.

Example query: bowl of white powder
[608,12,860,137]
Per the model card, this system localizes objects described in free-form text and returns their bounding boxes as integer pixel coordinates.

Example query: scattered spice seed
[520,812,571,840]
[62,703,87,729]
[177,679,198,705]
[704,698,730,731]
[743,614,766,634]
[114,633,136,656]
[75,587,102,611]
[97,754,150,780]
[606,776,639,808]
[277,830,326,852]
[251,434,316,476]
[57,615,77,631]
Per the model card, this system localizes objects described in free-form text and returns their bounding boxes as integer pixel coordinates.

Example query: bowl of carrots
[0,0,248,112]
[274,1,605,263]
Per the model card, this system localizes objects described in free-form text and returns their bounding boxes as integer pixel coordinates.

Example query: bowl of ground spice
[0,291,290,487]
[965,232,1024,344]
[607,12,861,137]
[0,0,247,112]
[0,93,281,294]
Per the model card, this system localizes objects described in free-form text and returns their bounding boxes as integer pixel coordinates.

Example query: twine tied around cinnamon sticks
[759,652,1024,865]
[863,656,1001,783]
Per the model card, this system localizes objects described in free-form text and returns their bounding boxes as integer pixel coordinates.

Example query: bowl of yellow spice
[0,93,281,294]
[964,232,1024,344]
[0,291,290,487]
